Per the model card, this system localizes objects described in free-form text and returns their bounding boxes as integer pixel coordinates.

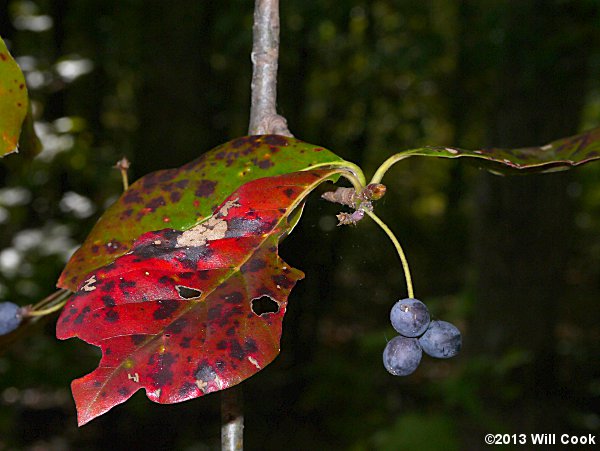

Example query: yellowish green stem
[121,170,129,191]
[27,289,71,318]
[303,160,367,190]
[26,299,68,317]
[364,210,414,299]
[369,153,411,185]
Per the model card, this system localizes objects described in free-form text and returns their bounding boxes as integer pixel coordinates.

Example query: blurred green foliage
[0,1,599,450]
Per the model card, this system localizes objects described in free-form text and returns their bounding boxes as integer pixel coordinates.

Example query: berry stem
[364,209,414,299]
[26,289,71,318]
[26,298,68,317]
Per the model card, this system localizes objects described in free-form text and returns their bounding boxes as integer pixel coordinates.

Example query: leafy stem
[364,209,414,299]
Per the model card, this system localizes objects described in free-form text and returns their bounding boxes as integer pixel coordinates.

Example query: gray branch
[221,387,244,451]
[248,0,292,136]
[222,1,290,449]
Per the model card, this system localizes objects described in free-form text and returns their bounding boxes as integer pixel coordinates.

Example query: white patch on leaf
[82,275,97,292]
[176,198,240,248]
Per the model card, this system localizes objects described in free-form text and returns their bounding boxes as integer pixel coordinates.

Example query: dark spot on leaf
[105,309,119,323]
[118,387,130,397]
[194,360,217,381]
[170,191,182,203]
[225,218,265,238]
[230,137,245,148]
[257,159,274,169]
[217,340,227,350]
[251,296,279,315]
[262,135,288,146]
[119,279,136,290]
[195,180,217,197]
[175,285,202,299]
[244,338,258,354]
[198,271,210,280]
[151,352,175,387]
[122,190,143,204]
[105,348,112,355]
[175,179,189,189]
[141,168,177,189]
[218,306,243,327]
[226,327,235,336]
[179,246,214,269]
[283,188,295,198]
[102,295,116,307]
[93,381,102,387]
[242,259,267,273]
[147,196,165,211]
[166,318,188,334]
[207,305,223,321]
[179,382,197,398]
[131,334,146,345]
[229,339,246,360]
[153,299,180,320]
[180,336,192,348]
[101,280,115,292]
[74,306,91,325]
[272,274,295,290]
[224,291,243,304]
[158,276,171,285]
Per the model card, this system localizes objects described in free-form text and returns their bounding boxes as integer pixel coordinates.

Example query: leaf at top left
[0,36,28,157]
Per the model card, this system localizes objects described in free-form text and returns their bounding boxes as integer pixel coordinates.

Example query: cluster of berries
[383,298,461,376]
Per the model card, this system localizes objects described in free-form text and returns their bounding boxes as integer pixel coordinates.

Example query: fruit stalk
[364,210,414,299]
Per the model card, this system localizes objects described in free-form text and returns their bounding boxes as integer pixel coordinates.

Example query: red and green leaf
[0,37,28,157]
[56,169,340,426]
[397,126,600,174]
[58,135,346,291]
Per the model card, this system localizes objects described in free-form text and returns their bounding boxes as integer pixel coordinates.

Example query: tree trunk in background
[462,1,597,445]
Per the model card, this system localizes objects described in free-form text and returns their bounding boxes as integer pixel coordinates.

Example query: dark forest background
[1,1,600,450]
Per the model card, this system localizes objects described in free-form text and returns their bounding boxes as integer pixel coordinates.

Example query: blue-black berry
[383,335,422,376]
[419,320,461,358]
[0,302,22,335]
[390,298,430,337]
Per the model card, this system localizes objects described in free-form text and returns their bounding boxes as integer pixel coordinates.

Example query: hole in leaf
[251,296,279,316]
[175,285,203,299]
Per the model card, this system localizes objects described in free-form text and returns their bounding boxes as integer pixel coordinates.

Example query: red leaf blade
[56,169,339,425]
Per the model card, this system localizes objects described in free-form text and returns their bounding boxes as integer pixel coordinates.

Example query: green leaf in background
[383,126,600,176]
[17,103,42,159]
[0,36,28,157]
[58,135,349,291]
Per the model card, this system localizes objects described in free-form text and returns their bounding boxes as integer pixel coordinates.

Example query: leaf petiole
[369,153,412,185]
[303,160,367,190]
